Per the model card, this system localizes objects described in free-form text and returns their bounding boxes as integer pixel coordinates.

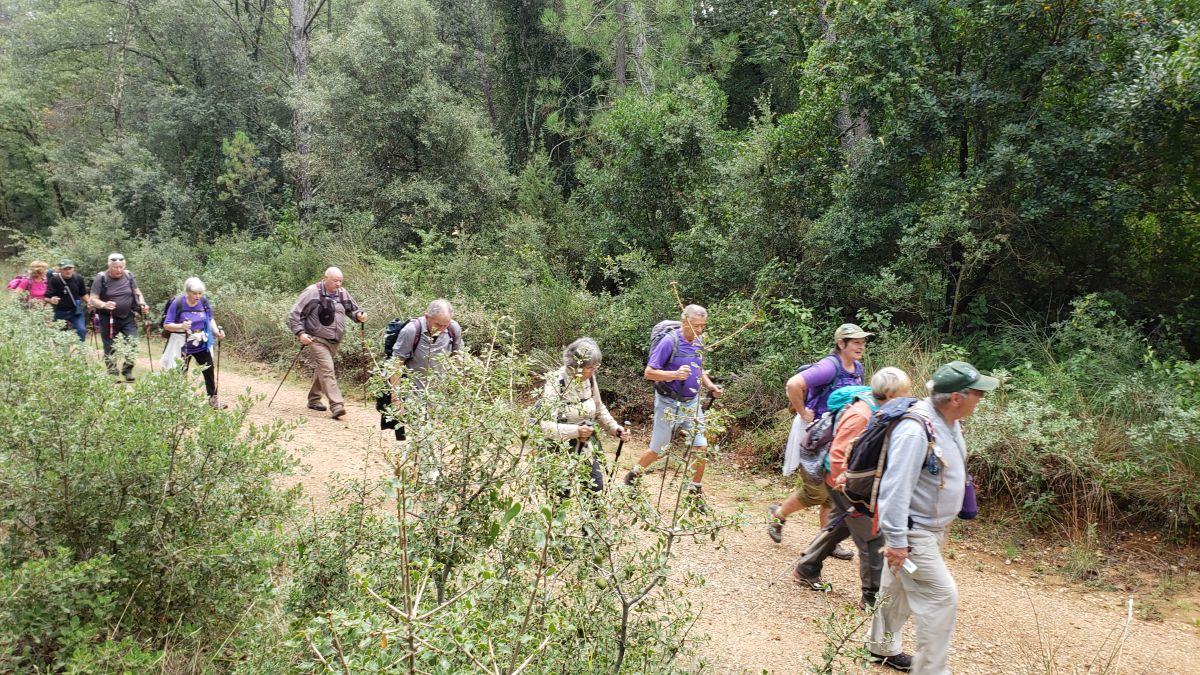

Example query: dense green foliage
[0,301,299,670]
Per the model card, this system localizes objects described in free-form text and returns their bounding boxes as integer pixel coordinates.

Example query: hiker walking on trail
[287,267,366,419]
[622,304,722,511]
[790,367,912,609]
[162,277,226,409]
[389,299,464,384]
[7,260,51,305]
[864,361,997,673]
[767,323,872,556]
[89,253,148,381]
[45,259,88,341]
[539,338,630,494]
[379,299,464,440]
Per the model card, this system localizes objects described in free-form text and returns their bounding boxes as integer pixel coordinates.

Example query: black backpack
[382,317,459,360]
[839,397,933,517]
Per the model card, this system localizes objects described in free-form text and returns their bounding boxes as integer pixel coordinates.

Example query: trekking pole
[214,327,221,393]
[360,320,368,401]
[608,420,632,482]
[269,345,305,408]
[144,315,155,373]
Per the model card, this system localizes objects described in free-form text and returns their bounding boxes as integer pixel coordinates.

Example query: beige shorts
[792,476,829,508]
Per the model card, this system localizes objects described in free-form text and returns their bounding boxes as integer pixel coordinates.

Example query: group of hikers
[11,258,997,674]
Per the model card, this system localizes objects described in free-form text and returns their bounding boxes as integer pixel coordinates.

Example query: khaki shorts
[792,475,829,508]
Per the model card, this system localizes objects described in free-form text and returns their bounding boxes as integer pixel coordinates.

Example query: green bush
[0,299,300,669]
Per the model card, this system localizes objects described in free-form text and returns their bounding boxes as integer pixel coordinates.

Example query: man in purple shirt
[622,304,723,511]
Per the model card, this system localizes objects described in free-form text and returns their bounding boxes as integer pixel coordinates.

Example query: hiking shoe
[622,469,641,487]
[686,485,711,514]
[123,374,136,383]
[208,395,228,410]
[307,402,327,412]
[330,404,347,420]
[859,591,878,611]
[792,566,830,592]
[869,652,912,671]
[766,504,785,543]
[831,544,855,561]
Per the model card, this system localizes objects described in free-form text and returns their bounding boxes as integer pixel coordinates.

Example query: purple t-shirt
[648,330,703,400]
[165,296,213,354]
[800,354,864,417]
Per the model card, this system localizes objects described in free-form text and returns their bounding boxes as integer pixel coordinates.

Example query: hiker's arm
[876,421,927,552]
[700,369,722,397]
[785,372,809,418]
[286,289,311,337]
[591,378,623,437]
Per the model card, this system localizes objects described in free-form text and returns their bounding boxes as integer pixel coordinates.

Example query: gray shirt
[876,398,967,549]
[391,317,463,383]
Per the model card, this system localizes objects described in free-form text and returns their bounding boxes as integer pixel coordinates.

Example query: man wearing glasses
[89,253,148,381]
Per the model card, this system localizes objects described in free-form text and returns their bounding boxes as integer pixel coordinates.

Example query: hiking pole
[214,327,221,393]
[608,419,632,482]
[144,315,155,373]
[269,345,305,408]
[360,320,368,402]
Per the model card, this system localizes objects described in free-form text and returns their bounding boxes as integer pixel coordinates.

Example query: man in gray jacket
[866,361,998,673]
[286,267,366,419]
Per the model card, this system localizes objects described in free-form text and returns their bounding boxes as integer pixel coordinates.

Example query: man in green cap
[865,361,998,673]
[45,259,88,341]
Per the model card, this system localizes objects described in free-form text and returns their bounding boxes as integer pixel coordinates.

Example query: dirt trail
[181,356,1199,674]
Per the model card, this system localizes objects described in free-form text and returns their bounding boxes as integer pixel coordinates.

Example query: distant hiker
[45,259,88,341]
[89,252,149,381]
[287,267,366,419]
[380,299,464,439]
[790,367,912,610]
[622,304,723,512]
[865,361,997,673]
[539,337,630,495]
[7,260,51,305]
[162,277,226,409]
[766,323,872,557]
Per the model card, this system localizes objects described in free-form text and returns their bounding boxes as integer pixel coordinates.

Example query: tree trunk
[817,0,869,162]
[614,1,629,94]
[289,0,314,222]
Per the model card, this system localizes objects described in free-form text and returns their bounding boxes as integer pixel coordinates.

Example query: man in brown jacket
[286,267,366,418]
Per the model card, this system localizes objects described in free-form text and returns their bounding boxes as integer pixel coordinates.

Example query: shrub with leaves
[287,324,740,672]
[0,299,299,670]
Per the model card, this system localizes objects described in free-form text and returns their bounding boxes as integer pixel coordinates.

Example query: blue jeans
[54,306,86,341]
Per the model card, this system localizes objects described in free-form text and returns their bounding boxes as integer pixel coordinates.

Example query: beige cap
[834,323,873,341]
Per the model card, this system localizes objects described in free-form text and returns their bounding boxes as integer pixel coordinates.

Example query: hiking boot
[686,484,711,514]
[208,395,228,410]
[622,469,641,488]
[330,404,347,420]
[868,652,912,672]
[859,590,878,611]
[307,402,327,412]
[792,565,830,592]
[123,374,136,383]
[766,503,785,543]
[831,544,855,561]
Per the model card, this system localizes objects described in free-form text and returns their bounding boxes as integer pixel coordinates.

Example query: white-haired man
[286,267,366,419]
[622,304,722,511]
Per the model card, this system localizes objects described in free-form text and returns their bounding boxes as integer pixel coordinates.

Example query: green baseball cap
[59,259,75,268]
[930,361,1000,394]
[834,323,873,341]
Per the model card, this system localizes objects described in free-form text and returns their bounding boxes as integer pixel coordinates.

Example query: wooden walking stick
[269,345,305,408]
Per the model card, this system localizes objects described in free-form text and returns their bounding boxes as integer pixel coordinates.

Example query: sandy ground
[146,352,1200,674]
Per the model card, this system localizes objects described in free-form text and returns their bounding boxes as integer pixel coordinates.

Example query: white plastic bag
[160,332,184,370]
[781,413,808,476]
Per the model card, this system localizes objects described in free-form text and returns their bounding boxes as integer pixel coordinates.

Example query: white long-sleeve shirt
[876,399,967,549]
[538,369,621,441]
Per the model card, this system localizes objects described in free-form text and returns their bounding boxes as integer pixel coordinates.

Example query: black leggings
[183,350,217,396]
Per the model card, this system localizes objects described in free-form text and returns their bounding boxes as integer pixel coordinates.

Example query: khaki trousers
[867,529,958,675]
[306,337,343,407]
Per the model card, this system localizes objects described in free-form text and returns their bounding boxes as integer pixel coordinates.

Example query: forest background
[2,0,1199,670]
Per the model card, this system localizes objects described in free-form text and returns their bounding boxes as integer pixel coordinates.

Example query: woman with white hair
[539,337,631,494]
[790,366,913,608]
[162,277,226,409]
